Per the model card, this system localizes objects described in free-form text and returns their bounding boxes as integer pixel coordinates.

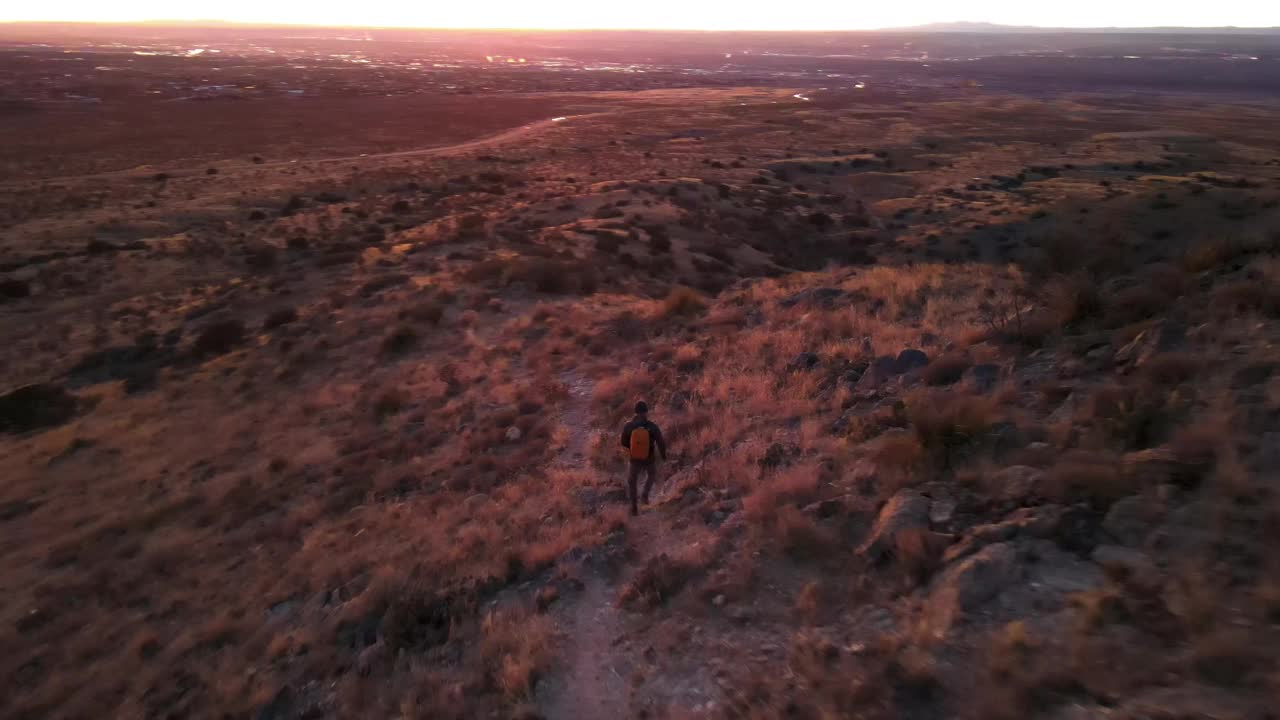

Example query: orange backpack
[629,426,651,461]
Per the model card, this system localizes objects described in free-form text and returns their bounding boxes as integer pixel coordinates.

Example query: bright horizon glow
[3,1,1278,31]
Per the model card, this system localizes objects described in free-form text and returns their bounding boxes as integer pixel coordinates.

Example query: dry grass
[481,608,557,700]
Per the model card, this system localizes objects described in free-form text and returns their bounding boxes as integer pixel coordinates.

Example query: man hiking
[620,401,668,516]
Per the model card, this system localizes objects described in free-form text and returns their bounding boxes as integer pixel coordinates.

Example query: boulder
[786,352,820,372]
[856,355,900,390]
[894,349,930,374]
[925,543,1021,637]
[463,493,491,512]
[964,363,1001,393]
[1114,320,1185,368]
[0,384,78,434]
[0,278,30,301]
[1122,447,1210,489]
[989,465,1045,502]
[943,505,1063,563]
[1091,544,1161,588]
[857,490,931,561]
[192,318,247,357]
[1102,495,1157,546]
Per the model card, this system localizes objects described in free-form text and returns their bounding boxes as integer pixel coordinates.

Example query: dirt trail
[538,371,687,719]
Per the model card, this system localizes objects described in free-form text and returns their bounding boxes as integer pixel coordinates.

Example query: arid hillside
[3,79,1280,719]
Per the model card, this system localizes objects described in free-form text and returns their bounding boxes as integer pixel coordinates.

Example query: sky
[3,1,1277,30]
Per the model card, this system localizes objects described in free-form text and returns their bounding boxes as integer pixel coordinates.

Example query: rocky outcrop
[924,542,1021,638]
[857,491,932,561]
[0,383,78,434]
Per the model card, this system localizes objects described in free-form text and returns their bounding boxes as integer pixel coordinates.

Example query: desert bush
[480,608,556,700]
[618,552,701,609]
[1043,450,1129,507]
[869,431,925,486]
[1139,352,1200,386]
[743,464,822,521]
[661,286,708,318]
[770,505,837,559]
[904,388,999,469]
[381,326,418,355]
[1209,278,1280,316]
[1182,235,1274,271]
[1043,272,1103,327]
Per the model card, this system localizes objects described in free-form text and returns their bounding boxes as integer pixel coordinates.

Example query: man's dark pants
[627,460,658,515]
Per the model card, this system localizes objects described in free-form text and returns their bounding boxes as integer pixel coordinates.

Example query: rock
[928,499,957,526]
[894,348,930,374]
[1047,392,1079,424]
[944,505,1063,563]
[535,585,560,611]
[0,384,78,434]
[192,318,247,357]
[779,287,843,309]
[925,543,1021,637]
[1102,495,1157,546]
[504,426,522,442]
[0,278,30,301]
[964,363,1000,393]
[802,496,847,519]
[255,685,296,720]
[990,465,1044,502]
[1114,320,1185,368]
[857,490,931,561]
[463,493,491,512]
[1091,545,1161,588]
[1231,362,1276,390]
[1122,447,1209,489]
[857,355,900,390]
[1116,685,1264,719]
[787,351,820,372]
[263,307,299,329]
[1055,505,1104,556]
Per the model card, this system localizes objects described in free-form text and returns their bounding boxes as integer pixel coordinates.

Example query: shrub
[1043,451,1129,507]
[661,286,707,318]
[263,307,298,329]
[381,326,418,355]
[481,609,556,700]
[904,389,998,469]
[192,319,246,357]
[1043,273,1103,327]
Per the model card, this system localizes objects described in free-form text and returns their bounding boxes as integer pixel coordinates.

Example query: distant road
[0,111,614,189]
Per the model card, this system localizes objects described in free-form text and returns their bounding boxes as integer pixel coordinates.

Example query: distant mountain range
[903,21,1280,35]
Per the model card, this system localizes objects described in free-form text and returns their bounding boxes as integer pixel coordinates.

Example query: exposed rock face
[1102,495,1158,546]
[0,383,78,434]
[192,319,247,357]
[943,505,1063,563]
[858,491,933,561]
[989,465,1045,503]
[964,363,1000,393]
[1114,319,1185,368]
[894,348,930,374]
[924,542,1021,638]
